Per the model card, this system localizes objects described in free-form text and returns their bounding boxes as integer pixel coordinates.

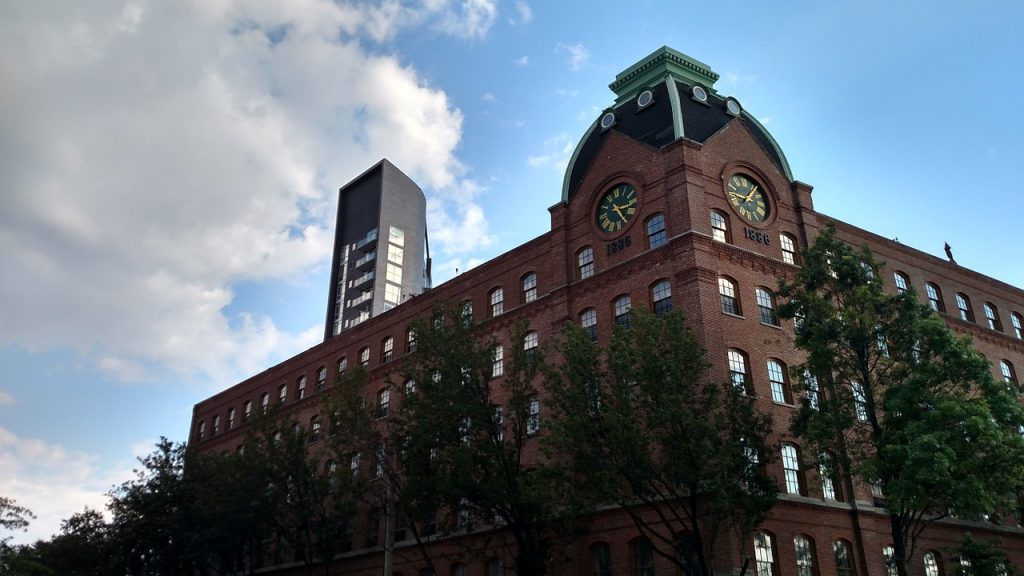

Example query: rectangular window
[387,243,403,265]
[384,282,401,305]
[578,247,594,279]
[492,345,504,377]
[386,262,403,284]
[388,226,404,247]
[526,397,540,435]
[490,289,504,316]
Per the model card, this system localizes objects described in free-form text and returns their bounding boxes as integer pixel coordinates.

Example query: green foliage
[778,225,1024,576]
[395,302,570,576]
[545,309,777,576]
[952,533,1016,576]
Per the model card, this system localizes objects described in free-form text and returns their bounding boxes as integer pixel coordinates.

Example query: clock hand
[743,185,758,203]
[611,204,626,220]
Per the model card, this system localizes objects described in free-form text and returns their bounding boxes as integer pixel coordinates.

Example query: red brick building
[190,47,1024,576]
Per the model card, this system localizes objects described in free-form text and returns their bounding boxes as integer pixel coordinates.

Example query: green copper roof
[609,46,719,102]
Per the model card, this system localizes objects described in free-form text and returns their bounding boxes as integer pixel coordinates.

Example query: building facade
[191,47,1024,575]
[325,159,431,339]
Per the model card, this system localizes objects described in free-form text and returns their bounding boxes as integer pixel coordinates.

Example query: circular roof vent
[725,98,742,116]
[691,85,708,103]
[637,89,654,109]
[599,111,616,131]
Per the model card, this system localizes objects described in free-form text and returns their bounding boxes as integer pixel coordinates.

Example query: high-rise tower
[324,159,431,340]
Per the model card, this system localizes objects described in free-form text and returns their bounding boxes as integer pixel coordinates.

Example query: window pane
[578,247,595,279]
[647,214,666,249]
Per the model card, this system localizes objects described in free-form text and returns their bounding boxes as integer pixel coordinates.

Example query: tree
[1,497,40,575]
[395,302,574,576]
[29,508,113,576]
[240,402,367,576]
[545,309,777,576]
[952,533,1016,576]
[778,225,1024,576]
[107,438,199,575]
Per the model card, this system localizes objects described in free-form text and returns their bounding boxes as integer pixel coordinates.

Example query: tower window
[782,443,806,495]
[728,349,752,395]
[780,233,798,264]
[767,359,791,404]
[651,280,672,317]
[577,246,595,279]
[646,213,666,249]
[711,210,731,243]
[719,277,741,315]
[614,295,632,328]
[756,287,779,326]
[580,308,598,342]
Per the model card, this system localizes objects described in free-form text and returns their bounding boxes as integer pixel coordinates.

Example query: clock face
[727,174,769,223]
[596,183,638,233]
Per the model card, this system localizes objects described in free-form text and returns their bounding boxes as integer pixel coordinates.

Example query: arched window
[755,287,779,326]
[243,400,253,421]
[1000,360,1018,387]
[522,273,538,304]
[632,537,655,576]
[309,415,321,442]
[651,280,672,317]
[278,383,288,404]
[893,271,910,294]
[781,443,806,495]
[381,336,395,363]
[711,210,730,243]
[337,356,348,376]
[1012,312,1023,339]
[614,295,632,328]
[212,415,220,435]
[794,535,816,576]
[404,379,416,396]
[728,349,752,395]
[461,301,473,326]
[819,452,841,501]
[883,546,897,576]
[719,277,741,315]
[377,388,390,419]
[580,308,598,342]
[833,540,854,576]
[359,346,370,367]
[852,381,868,422]
[646,213,667,249]
[780,233,798,265]
[196,420,205,441]
[767,359,791,404]
[591,542,612,576]
[406,328,417,353]
[925,282,945,312]
[753,531,777,576]
[490,287,504,317]
[227,408,236,429]
[956,293,974,322]
[524,331,539,365]
[317,366,327,391]
[983,303,1002,331]
[923,551,941,576]
[297,376,306,400]
[578,246,595,279]
[260,392,270,413]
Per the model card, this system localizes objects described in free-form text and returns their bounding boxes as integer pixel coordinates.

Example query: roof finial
[944,242,956,264]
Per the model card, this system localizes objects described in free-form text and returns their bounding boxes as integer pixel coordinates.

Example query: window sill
[722,311,745,320]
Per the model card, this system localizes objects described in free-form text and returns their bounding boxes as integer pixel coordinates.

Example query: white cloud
[0,1,487,385]
[0,427,136,544]
[556,42,589,71]
[513,55,529,67]
[426,179,496,262]
[0,391,13,407]
[720,70,759,89]
[554,88,579,98]
[527,133,574,172]
[509,1,533,25]
[482,91,497,102]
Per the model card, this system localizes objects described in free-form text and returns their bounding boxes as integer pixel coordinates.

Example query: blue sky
[2,0,1022,543]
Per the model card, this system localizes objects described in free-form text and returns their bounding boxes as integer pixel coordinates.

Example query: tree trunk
[889,513,908,576]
